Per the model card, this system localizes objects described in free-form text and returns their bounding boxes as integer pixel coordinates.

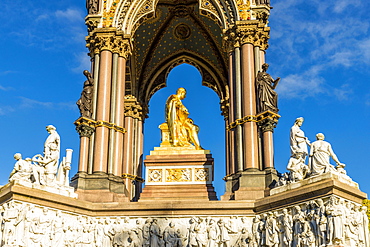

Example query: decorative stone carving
[87,0,100,15]
[124,95,145,120]
[256,63,280,114]
[8,125,77,198]
[86,29,131,58]
[0,197,368,247]
[237,0,251,21]
[56,149,73,187]
[309,133,342,176]
[286,152,309,182]
[76,123,95,138]
[31,125,61,186]
[223,21,270,52]
[77,70,94,118]
[9,153,33,183]
[290,117,310,160]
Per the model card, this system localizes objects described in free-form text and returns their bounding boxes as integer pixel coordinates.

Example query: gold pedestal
[140,147,217,201]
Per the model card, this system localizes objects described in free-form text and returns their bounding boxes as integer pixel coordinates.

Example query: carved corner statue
[32,125,61,186]
[256,63,280,113]
[165,88,203,150]
[77,70,94,118]
[9,125,74,189]
[290,117,310,160]
[280,118,353,187]
[309,133,343,176]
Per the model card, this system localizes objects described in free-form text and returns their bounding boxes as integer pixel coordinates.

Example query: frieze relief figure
[256,63,280,113]
[0,199,368,247]
[165,87,203,150]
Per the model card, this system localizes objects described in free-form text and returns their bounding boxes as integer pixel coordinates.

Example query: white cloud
[0,106,15,115]
[35,14,49,22]
[72,52,91,73]
[18,97,77,111]
[269,0,370,100]
[0,85,13,91]
[276,66,325,99]
[55,8,84,23]
[19,97,53,109]
[332,84,353,101]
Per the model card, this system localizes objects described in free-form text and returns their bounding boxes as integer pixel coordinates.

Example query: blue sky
[0,0,369,199]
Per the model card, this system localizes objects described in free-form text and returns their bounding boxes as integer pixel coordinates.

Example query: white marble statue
[56,149,73,187]
[309,133,342,176]
[287,152,309,182]
[9,153,33,183]
[8,125,76,198]
[290,117,310,160]
[32,125,61,186]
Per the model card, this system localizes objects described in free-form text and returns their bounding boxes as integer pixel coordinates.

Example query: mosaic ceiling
[133,1,228,104]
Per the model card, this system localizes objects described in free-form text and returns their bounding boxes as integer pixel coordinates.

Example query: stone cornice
[86,28,132,58]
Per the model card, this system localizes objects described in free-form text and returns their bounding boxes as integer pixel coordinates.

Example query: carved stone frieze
[1,195,368,247]
[86,28,132,58]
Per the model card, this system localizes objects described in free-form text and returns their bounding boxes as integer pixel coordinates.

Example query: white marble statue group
[0,196,368,247]
[278,117,348,185]
[8,125,72,188]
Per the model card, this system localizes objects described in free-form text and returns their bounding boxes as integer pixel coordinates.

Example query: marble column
[93,50,112,173]
[234,47,244,172]
[112,56,126,176]
[228,51,236,175]
[76,125,95,173]
[241,43,259,170]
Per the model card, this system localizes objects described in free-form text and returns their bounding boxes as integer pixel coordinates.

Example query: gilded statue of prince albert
[165,88,203,150]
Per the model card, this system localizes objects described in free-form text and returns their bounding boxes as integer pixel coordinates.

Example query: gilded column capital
[235,21,270,50]
[74,117,96,138]
[256,111,280,133]
[223,27,240,53]
[124,95,146,121]
[86,28,132,58]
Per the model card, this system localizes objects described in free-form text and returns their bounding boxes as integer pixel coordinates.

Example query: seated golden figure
[165,88,203,150]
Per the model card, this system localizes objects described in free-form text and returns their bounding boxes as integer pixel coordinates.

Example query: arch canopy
[130,1,229,106]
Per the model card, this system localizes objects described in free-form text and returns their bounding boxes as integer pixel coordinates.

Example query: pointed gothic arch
[76,0,277,202]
